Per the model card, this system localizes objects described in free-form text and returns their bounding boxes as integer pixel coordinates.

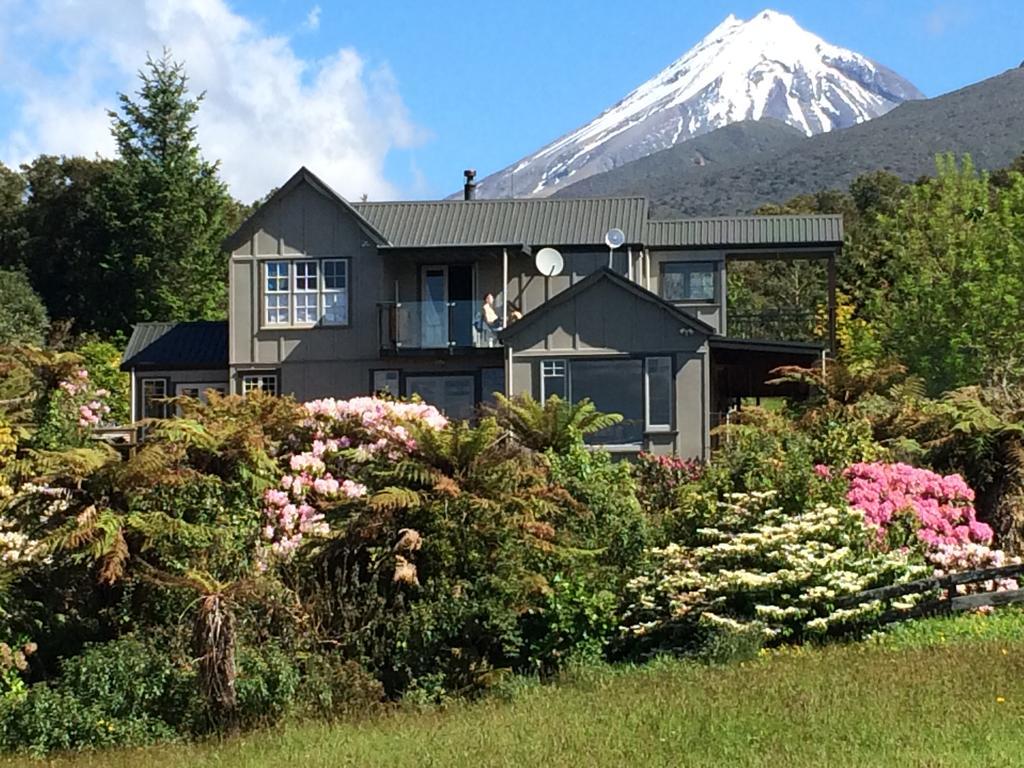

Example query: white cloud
[305,5,321,31]
[0,0,424,201]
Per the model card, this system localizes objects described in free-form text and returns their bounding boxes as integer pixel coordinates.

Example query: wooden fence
[834,563,1024,625]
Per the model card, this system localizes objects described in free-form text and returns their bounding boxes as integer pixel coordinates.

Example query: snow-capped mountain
[471,9,923,199]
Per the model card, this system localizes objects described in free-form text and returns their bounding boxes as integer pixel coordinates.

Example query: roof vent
[463,169,477,201]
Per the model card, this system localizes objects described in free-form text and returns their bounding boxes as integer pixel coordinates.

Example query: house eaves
[223,166,390,253]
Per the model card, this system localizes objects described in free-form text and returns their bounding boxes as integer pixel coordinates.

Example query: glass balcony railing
[379,301,504,351]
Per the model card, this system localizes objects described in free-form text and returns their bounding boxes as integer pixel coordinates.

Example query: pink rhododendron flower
[261,395,446,561]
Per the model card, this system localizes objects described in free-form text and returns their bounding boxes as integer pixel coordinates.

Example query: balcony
[379,301,503,352]
[727,309,823,344]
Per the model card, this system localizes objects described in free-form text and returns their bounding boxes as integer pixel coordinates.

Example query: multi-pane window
[322,260,348,325]
[265,261,290,325]
[540,360,567,400]
[645,356,673,430]
[262,258,349,327]
[141,378,167,419]
[241,374,278,396]
[293,261,319,324]
[661,261,717,302]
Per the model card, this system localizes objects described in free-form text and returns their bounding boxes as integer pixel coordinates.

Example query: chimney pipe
[463,169,477,201]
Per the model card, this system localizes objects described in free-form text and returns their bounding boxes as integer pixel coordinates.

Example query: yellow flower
[1001,649,1009,656]
[996,696,1006,704]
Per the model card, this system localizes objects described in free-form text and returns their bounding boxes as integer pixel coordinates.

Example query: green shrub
[234,641,302,727]
[520,574,618,672]
[546,443,650,568]
[0,636,195,754]
[300,655,384,719]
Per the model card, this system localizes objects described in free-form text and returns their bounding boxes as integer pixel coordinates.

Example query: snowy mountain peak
[472,10,923,199]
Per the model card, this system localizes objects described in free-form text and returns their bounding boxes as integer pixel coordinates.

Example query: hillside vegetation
[554,67,1024,217]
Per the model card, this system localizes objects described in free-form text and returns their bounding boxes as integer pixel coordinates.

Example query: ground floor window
[405,375,475,420]
[481,367,505,405]
[372,369,400,396]
[645,356,673,430]
[241,373,278,396]
[141,378,168,419]
[539,356,674,445]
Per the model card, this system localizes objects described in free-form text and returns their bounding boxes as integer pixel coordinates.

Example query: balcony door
[420,264,475,349]
[421,266,449,348]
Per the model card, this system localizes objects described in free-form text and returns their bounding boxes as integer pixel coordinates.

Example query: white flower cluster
[621,492,926,642]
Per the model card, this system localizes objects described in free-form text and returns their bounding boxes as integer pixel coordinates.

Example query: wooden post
[827,251,837,356]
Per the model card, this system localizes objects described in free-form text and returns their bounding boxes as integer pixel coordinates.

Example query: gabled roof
[646,214,843,249]
[353,197,648,248]
[499,268,716,342]
[121,321,228,371]
[223,166,389,252]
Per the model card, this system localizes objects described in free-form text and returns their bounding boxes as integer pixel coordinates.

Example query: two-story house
[121,167,841,459]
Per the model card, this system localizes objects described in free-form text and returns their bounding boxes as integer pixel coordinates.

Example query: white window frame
[264,261,291,325]
[140,378,168,419]
[540,359,568,401]
[321,259,349,326]
[292,260,319,325]
[644,356,673,432]
[261,258,350,328]
[241,373,278,396]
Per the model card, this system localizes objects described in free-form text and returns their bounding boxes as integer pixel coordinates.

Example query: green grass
[7,612,1024,768]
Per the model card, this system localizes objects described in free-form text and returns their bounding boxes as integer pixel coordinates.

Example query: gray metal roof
[353,197,649,248]
[121,321,228,371]
[645,214,843,249]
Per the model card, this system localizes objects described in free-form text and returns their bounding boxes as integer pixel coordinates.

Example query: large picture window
[263,258,350,327]
[571,359,644,445]
[539,357,674,445]
[661,261,717,302]
[405,375,475,420]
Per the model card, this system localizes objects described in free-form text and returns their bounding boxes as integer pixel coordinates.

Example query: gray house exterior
[122,167,841,459]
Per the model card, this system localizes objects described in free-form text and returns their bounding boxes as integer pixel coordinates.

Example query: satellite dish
[535,247,564,277]
[604,227,626,250]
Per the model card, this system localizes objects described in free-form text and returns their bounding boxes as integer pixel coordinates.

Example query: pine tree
[106,50,234,322]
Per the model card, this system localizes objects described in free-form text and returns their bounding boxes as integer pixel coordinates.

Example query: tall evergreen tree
[106,50,234,323]
[0,162,26,269]
[19,155,120,332]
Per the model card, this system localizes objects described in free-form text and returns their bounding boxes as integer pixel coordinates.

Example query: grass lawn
[6,612,1024,768]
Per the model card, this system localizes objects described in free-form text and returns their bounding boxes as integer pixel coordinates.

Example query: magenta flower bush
[261,396,448,560]
[843,462,992,548]
[58,368,111,428]
[841,461,1019,594]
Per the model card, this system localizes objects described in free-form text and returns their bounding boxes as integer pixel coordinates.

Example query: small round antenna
[604,227,626,249]
[604,227,625,269]
[534,247,564,277]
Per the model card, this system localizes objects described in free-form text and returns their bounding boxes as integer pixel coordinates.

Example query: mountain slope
[552,67,1024,217]
[471,9,921,200]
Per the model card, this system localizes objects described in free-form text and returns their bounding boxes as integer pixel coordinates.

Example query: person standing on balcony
[475,293,502,347]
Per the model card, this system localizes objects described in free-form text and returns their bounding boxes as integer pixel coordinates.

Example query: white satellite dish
[535,247,564,277]
[604,227,626,250]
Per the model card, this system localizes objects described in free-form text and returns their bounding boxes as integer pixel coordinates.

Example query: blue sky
[0,1,1021,200]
